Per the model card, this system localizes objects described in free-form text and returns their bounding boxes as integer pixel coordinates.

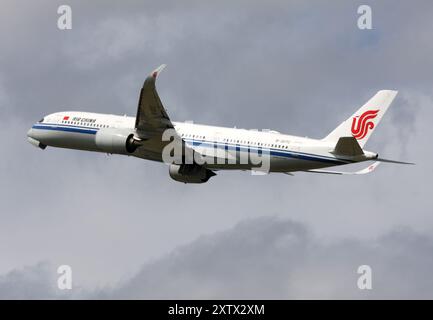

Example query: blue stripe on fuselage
[184,138,348,165]
[31,123,347,165]
[32,124,98,135]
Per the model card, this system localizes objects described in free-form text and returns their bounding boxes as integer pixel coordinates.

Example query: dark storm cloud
[1,0,433,297]
[106,217,433,299]
[3,217,433,299]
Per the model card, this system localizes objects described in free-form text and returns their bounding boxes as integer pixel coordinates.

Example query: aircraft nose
[27,126,46,149]
[27,128,34,139]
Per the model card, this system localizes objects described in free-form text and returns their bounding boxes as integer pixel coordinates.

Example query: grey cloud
[0,262,59,299]
[0,261,87,299]
[106,217,433,299]
[3,217,433,299]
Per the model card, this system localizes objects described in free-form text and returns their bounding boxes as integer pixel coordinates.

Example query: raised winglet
[150,64,166,79]
[355,161,381,174]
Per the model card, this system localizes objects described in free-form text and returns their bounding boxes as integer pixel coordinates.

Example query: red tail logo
[351,109,379,140]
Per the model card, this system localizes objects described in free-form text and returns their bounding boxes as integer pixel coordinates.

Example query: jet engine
[95,128,141,154]
[169,164,216,184]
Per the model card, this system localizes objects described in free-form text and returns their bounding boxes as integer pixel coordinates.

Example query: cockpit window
[38,118,44,123]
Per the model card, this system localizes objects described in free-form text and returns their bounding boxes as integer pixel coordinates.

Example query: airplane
[27,65,413,183]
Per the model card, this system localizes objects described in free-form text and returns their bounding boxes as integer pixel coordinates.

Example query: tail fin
[324,90,398,148]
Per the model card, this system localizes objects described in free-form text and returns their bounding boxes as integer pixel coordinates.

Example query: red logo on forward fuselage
[351,109,379,140]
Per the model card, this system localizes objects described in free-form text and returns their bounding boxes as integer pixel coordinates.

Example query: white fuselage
[27,111,377,173]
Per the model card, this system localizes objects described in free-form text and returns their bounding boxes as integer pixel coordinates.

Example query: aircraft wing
[133,65,198,164]
[135,64,174,136]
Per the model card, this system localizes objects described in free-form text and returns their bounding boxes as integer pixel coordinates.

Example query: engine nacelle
[95,128,138,154]
[169,164,216,184]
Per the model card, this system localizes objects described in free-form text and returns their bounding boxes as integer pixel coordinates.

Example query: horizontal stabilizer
[332,137,364,156]
[376,158,415,165]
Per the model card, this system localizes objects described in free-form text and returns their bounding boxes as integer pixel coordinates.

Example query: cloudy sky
[1,0,433,299]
